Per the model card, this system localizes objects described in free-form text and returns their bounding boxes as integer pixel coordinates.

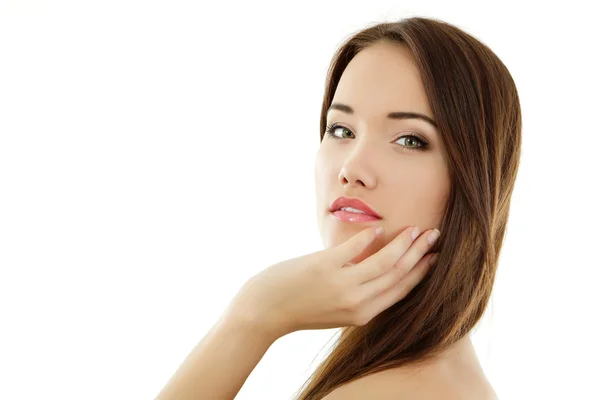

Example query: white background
[1,1,599,399]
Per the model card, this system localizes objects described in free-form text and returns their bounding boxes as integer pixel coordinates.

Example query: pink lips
[331,210,381,222]
[329,196,382,223]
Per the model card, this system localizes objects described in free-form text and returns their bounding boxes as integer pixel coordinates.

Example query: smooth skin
[155,39,495,400]
[154,225,438,400]
[312,39,497,399]
[225,224,439,339]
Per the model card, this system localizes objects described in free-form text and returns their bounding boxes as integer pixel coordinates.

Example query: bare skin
[314,39,451,264]
[155,38,496,400]
[154,225,440,400]
[314,39,496,397]
[322,335,498,399]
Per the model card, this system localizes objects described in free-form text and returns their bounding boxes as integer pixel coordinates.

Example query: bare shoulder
[321,364,498,400]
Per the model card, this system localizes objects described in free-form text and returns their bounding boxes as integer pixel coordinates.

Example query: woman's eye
[326,125,353,139]
[325,124,428,151]
[396,135,426,148]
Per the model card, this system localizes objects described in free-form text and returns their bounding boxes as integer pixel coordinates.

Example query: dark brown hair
[294,16,522,399]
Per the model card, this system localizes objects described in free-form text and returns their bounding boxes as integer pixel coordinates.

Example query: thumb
[329,226,384,265]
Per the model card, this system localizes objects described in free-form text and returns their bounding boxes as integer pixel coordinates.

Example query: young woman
[155,16,521,400]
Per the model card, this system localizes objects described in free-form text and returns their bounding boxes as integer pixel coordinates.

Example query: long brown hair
[294,16,522,399]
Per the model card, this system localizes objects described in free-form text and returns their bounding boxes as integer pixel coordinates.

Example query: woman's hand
[222,226,440,341]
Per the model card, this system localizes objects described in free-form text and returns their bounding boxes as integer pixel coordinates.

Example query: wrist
[218,304,283,345]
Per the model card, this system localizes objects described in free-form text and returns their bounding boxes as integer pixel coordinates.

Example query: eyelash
[324,123,429,152]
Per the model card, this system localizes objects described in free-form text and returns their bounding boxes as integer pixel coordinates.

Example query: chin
[326,231,380,264]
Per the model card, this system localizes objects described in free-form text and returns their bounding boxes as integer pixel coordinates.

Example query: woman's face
[314,40,451,264]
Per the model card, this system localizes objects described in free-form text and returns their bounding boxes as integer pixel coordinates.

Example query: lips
[329,196,382,219]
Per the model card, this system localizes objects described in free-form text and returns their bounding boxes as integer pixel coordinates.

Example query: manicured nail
[411,226,420,240]
[429,253,439,265]
[427,229,440,245]
[375,226,384,236]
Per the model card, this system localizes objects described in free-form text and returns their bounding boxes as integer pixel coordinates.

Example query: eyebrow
[327,102,438,129]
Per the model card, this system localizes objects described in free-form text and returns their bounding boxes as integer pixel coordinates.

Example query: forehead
[331,41,433,121]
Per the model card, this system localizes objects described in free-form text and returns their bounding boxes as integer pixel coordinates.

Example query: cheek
[386,164,450,225]
[314,148,336,191]
[313,151,321,183]
[314,153,323,193]
[314,151,330,211]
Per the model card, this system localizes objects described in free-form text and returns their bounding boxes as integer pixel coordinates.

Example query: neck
[438,335,485,374]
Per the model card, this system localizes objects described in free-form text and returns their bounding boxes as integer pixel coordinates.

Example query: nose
[338,164,376,189]
[335,133,379,189]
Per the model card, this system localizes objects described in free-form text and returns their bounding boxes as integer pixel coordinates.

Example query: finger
[356,252,437,324]
[329,226,383,266]
[345,225,419,284]
[389,228,440,280]
[350,227,439,291]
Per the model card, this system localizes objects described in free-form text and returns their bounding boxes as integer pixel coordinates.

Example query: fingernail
[427,229,440,245]
[375,226,384,236]
[411,226,420,240]
[429,253,439,266]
